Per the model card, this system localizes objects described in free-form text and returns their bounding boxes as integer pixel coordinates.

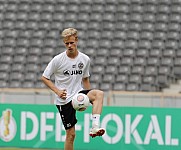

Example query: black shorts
[56,89,91,130]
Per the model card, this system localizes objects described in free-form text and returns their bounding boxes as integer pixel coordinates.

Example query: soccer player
[41,28,105,150]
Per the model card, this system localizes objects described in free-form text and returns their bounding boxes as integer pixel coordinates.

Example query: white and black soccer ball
[72,93,90,111]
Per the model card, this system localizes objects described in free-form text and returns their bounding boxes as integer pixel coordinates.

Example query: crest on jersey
[78,62,84,69]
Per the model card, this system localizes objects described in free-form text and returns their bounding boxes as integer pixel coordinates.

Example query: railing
[1,88,181,107]
[0,88,54,104]
[107,91,181,107]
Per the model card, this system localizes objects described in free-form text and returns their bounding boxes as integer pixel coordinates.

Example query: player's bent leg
[87,90,105,138]
[65,126,76,150]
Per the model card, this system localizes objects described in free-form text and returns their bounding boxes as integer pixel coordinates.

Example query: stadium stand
[0,0,181,92]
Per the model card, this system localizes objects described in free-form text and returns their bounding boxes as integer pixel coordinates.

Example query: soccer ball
[72,93,90,111]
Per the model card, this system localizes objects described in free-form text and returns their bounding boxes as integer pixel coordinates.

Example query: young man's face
[64,35,78,53]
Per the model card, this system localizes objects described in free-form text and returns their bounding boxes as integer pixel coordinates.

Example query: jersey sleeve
[42,57,57,79]
[83,57,90,78]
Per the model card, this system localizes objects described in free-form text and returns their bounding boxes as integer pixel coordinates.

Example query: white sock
[92,114,100,128]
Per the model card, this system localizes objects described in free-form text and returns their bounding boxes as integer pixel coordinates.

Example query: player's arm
[41,76,67,99]
[82,77,91,90]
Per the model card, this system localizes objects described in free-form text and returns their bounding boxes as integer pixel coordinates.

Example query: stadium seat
[53,13,65,21]
[147,57,160,66]
[22,81,35,88]
[14,47,28,56]
[26,21,38,30]
[130,13,142,23]
[75,22,88,31]
[123,48,136,57]
[101,31,113,40]
[142,13,155,23]
[1,46,14,55]
[134,57,147,66]
[142,76,156,85]
[90,74,102,84]
[105,4,117,13]
[130,4,143,13]
[113,83,126,91]
[131,65,145,75]
[115,22,128,32]
[28,12,40,22]
[90,13,102,22]
[25,64,39,73]
[171,5,181,14]
[128,22,141,32]
[102,74,115,83]
[112,39,124,49]
[118,65,131,75]
[5,30,18,38]
[0,81,9,88]
[169,14,181,23]
[152,40,165,49]
[153,31,166,40]
[121,57,133,66]
[102,22,115,31]
[114,30,127,40]
[157,75,172,88]
[90,82,100,89]
[110,48,123,57]
[149,48,162,58]
[96,48,109,57]
[140,84,156,92]
[9,81,22,88]
[158,66,172,76]
[0,55,13,64]
[168,22,181,32]
[38,21,50,30]
[136,48,149,58]
[86,39,99,48]
[11,63,24,72]
[92,4,104,13]
[124,39,138,49]
[13,55,26,64]
[0,64,11,73]
[140,31,153,40]
[141,22,154,32]
[160,57,174,67]
[18,3,30,12]
[99,39,112,48]
[162,49,176,58]
[94,57,107,66]
[105,65,118,75]
[116,13,129,22]
[157,4,170,14]
[100,83,112,91]
[145,66,158,76]
[126,83,140,91]
[91,65,105,75]
[107,57,120,66]
[129,74,142,84]
[24,73,37,82]
[166,31,180,40]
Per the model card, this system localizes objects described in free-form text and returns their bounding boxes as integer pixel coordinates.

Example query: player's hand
[57,89,67,99]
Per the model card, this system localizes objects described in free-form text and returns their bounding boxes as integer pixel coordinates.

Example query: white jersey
[42,51,90,105]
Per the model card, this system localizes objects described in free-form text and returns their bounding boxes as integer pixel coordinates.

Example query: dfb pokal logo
[0,109,17,142]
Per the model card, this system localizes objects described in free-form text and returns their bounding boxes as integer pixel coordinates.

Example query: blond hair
[61,28,78,40]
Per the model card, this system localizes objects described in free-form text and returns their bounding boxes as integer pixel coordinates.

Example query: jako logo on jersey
[63,70,82,76]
